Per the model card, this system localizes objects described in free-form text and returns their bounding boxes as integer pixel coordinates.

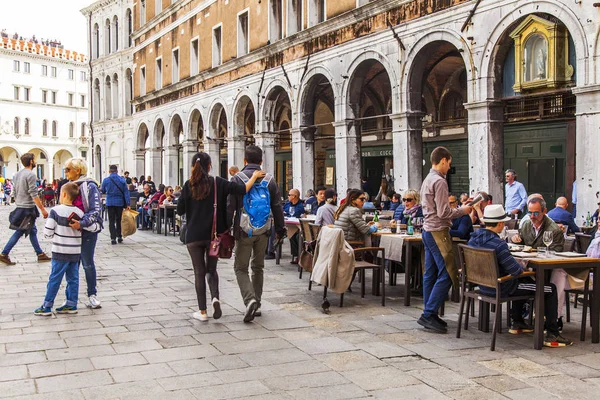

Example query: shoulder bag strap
[212,177,218,240]
[109,176,128,206]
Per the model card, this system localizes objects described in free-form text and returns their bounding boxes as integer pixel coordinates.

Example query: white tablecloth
[378,234,422,262]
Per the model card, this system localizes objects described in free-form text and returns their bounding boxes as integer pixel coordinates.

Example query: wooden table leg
[534,265,545,350]
[164,208,168,237]
[592,264,600,343]
[404,242,412,306]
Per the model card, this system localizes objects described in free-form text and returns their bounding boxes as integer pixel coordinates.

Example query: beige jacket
[311,226,356,294]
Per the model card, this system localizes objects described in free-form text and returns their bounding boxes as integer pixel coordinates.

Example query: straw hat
[481,204,512,223]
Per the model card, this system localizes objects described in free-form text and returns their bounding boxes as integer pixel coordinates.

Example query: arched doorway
[93,79,101,121]
[189,109,205,150]
[53,149,73,180]
[300,74,335,191]
[27,148,49,180]
[154,119,165,184]
[264,86,292,194]
[489,13,578,209]
[232,96,256,170]
[0,146,21,180]
[346,59,393,198]
[209,103,228,178]
[407,40,469,195]
[169,114,184,186]
[136,123,150,179]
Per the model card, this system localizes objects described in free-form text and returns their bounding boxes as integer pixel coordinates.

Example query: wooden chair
[297,219,314,279]
[456,244,535,351]
[309,223,321,240]
[575,233,592,254]
[150,203,160,233]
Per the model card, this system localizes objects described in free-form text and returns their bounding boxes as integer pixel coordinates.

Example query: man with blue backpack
[228,146,286,322]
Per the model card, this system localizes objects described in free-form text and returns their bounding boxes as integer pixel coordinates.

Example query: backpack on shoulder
[236,172,273,237]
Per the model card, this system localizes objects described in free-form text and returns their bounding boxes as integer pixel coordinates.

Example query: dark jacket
[392,204,406,221]
[283,199,304,218]
[396,205,423,225]
[227,163,285,239]
[101,173,130,208]
[468,228,523,297]
[547,207,580,234]
[177,176,246,243]
[389,202,401,212]
[450,214,474,240]
[311,200,326,215]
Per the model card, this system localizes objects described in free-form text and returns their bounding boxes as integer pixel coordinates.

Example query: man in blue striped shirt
[468,204,572,347]
[34,183,84,316]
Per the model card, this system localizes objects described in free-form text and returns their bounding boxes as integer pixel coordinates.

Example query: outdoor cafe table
[372,232,423,306]
[515,254,600,350]
[157,204,177,236]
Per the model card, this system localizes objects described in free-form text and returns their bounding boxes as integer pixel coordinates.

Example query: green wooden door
[504,122,567,208]
[422,139,469,196]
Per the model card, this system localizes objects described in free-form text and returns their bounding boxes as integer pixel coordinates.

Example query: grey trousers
[234,233,269,307]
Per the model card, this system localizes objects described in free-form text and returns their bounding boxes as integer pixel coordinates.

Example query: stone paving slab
[1,206,599,398]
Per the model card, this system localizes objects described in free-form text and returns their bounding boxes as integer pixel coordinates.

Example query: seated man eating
[468,204,572,347]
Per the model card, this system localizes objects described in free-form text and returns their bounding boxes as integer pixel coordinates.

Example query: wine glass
[304,203,312,215]
[543,231,553,253]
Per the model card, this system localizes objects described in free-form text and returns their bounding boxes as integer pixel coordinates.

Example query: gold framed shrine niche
[510,15,574,93]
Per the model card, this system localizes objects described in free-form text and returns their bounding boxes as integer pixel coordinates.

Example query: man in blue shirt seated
[467,204,572,347]
[547,197,580,234]
[449,194,473,240]
[266,189,304,263]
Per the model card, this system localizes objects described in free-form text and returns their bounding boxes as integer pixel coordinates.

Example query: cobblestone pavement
[1,204,600,399]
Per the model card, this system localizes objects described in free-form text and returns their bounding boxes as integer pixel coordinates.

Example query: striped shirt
[43,205,84,261]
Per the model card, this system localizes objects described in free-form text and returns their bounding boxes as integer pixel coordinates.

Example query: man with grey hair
[512,197,564,252]
[505,169,528,217]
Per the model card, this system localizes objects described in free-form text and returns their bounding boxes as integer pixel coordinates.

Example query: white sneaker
[244,299,258,323]
[88,295,101,309]
[193,311,209,322]
[212,298,222,320]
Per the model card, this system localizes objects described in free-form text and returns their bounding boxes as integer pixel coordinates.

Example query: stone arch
[260,77,294,130]
[297,66,337,119]
[0,146,21,179]
[208,102,228,139]
[109,141,119,158]
[126,8,133,48]
[104,18,111,55]
[263,85,292,150]
[27,147,50,179]
[341,50,400,117]
[401,29,473,110]
[232,94,256,138]
[105,75,112,119]
[93,78,101,121]
[53,149,73,179]
[187,108,205,145]
[112,15,119,52]
[112,73,119,119]
[136,122,149,150]
[153,118,166,149]
[481,1,589,96]
[95,144,103,182]
[168,113,184,147]
[125,68,133,116]
[92,23,100,59]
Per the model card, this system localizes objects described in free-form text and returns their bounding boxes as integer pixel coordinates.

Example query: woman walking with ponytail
[177,152,264,321]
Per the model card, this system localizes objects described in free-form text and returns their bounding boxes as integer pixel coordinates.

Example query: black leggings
[186,241,219,311]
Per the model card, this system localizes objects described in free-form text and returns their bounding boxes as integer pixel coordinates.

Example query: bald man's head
[556,197,568,209]
[290,189,300,198]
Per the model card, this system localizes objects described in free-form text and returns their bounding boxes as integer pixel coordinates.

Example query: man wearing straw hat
[468,204,572,347]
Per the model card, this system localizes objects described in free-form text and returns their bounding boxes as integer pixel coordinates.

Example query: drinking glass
[304,203,312,215]
[543,231,553,249]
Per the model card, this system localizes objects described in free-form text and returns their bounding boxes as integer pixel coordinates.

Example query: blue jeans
[43,259,79,308]
[422,230,452,318]
[2,224,43,255]
[137,207,149,228]
[81,231,98,297]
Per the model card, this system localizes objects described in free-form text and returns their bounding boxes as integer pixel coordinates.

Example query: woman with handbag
[177,152,264,322]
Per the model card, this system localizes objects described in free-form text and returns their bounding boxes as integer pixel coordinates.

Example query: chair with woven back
[456,244,535,351]
[564,233,594,335]
[297,219,315,279]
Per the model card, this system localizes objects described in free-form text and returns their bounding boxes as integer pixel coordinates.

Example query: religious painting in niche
[523,33,547,82]
[510,14,573,93]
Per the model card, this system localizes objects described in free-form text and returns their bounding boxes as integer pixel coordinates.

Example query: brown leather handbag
[208,177,235,259]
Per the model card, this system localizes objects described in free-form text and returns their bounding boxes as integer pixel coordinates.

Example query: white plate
[555,252,587,258]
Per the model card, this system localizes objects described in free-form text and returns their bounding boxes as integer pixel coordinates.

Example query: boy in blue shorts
[35,182,84,315]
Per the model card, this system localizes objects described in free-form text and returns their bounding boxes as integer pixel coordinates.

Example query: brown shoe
[37,253,51,262]
[0,253,16,265]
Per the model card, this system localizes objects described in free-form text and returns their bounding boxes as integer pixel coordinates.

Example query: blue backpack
[236,172,273,237]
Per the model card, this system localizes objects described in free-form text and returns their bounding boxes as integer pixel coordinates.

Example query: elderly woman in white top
[315,188,338,226]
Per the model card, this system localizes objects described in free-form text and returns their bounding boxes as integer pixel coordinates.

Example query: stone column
[204,139,221,176]
[182,140,198,182]
[163,146,179,186]
[333,120,361,196]
[226,136,246,172]
[574,85,600,223]
[149,148,162,183]
[390,112,423,192]
[464,100,505,203]
[47,161,55,181]
[254,133,277,176]
[291,127,315,196]
[134,150,145,178]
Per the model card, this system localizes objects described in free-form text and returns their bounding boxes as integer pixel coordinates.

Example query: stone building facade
[81,0,135,182]
[123,0,599,220]
[0,36,89,182]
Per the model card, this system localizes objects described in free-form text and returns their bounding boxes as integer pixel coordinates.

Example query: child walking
[34,183,84,316]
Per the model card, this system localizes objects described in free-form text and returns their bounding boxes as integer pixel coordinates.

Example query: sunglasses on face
[402,198,414,202]
[528,211,542,217]
[64,167,71,172]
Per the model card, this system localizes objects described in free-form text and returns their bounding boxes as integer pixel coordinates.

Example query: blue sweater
[468,228,524,297]
[283,200,304,218]
[450,214,473,240]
